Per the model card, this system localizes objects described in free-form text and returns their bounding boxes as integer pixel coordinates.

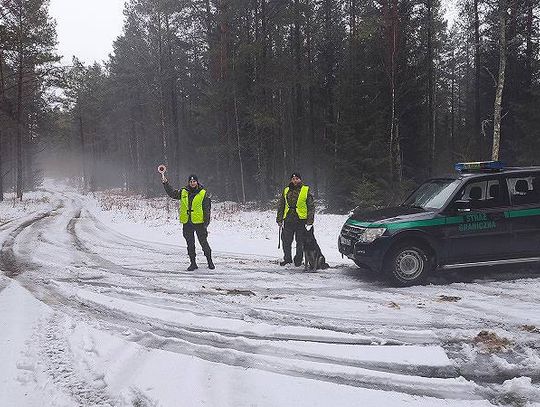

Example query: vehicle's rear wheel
[384,244,431,286]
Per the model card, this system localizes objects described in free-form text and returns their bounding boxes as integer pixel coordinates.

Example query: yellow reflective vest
[179,188,206,224]
[283,185,309,220]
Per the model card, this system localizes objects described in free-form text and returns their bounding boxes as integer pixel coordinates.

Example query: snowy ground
[1,181,540,406]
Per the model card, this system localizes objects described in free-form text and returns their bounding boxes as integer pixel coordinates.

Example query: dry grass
[214,287,256,296]
[437,295,461,302]
[473,330,512,353]
[520,324,540,334]
[97,191,149,211]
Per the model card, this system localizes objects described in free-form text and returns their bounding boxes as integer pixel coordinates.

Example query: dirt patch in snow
[473,331,512,353]
[520,324,540,334]
[217,288,256,296]
[437,295,461,302]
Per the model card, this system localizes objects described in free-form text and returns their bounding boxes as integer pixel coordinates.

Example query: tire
[384,244,431,286]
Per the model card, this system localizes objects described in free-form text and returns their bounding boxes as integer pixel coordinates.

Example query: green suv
[338,162,540,286]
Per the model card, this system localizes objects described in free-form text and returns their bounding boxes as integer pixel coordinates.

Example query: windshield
[402,179,461,210]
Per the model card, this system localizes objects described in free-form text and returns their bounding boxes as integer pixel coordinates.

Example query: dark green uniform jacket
[276,182,315,225]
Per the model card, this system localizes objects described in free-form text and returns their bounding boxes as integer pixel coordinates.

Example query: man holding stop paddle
[158,165,214,271]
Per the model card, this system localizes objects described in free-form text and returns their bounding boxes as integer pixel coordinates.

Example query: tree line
[1,0,539,210]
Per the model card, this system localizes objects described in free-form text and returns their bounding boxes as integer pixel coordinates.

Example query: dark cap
[290,172,302,180]
[188,174,198,182]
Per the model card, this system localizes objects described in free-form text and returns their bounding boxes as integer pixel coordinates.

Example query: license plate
[340,236,351,246]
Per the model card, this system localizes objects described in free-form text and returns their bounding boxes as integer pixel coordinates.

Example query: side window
[453,179,504,209]
[507,175,540,206]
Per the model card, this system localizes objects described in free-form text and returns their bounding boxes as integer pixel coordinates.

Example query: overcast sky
[49,0,125,65]
[49,0,458,67]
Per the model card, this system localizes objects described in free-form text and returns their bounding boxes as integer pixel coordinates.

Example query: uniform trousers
[281,220,306,263]
[183,223,211,259]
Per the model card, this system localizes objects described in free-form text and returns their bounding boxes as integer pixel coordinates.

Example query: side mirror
[453,200,471,212]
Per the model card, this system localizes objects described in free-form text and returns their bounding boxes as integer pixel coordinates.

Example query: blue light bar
[455,161,505,172]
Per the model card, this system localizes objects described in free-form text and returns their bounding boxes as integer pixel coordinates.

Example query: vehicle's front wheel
[384,244,431,286]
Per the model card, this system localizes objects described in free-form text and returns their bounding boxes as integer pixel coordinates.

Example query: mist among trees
[1,0,539,210]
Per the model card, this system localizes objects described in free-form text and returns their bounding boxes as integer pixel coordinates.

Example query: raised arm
[163,180,182,200]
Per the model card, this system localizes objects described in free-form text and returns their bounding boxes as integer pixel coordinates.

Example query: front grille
[341,224,365,240]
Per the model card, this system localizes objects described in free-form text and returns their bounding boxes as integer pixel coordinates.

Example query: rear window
[453,179,505,208]
[507,174,540,206]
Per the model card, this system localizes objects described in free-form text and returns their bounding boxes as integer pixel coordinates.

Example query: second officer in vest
[276,172,315,266]
[163,174,214,271]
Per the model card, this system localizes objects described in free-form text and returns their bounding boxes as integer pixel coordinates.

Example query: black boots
[187,257,198,271]
[188,255,214,270]
[280,257,292,266]
[206,254,215,270]
[281,254,302,267]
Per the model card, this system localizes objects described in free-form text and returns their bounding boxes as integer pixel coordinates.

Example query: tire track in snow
[40,279,476,399]
[39,313,117,406]
[66,208,157,279]
[43,294,476,400]
[0,206,62,277]
[127,329,482,400]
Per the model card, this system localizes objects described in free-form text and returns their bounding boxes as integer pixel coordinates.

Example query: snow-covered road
[1,185,539,406]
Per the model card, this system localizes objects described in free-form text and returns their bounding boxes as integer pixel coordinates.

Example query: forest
[1,0,539,210]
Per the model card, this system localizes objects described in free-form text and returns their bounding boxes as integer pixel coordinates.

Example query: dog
[303,226,329,271]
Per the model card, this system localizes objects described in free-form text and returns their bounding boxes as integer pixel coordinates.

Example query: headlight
[358,227,386,243]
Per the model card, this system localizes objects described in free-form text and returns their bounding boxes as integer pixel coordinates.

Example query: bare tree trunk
[450,50,456,163]
[306,1,318,197]
[279,88,288,181]
[89,129,96,192]
[78,114,87,191]
[216,0,235,200]
[254,0,270,201]
[231,51,246,203]
[0,50,5,202]
[293,0,303,168]
[492,0,507,161]
[157,12,168,166]
[427,0,436,176]
[16,23,23,200]
[233,89,245,203]
[350,0,357,42]
[0,128,3,202]
[525,0,533,89]
[323,0,336,182]
[386,0,401,183]
[127,120,136,191]
[165,14,180,182]
[474,0,481,157]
